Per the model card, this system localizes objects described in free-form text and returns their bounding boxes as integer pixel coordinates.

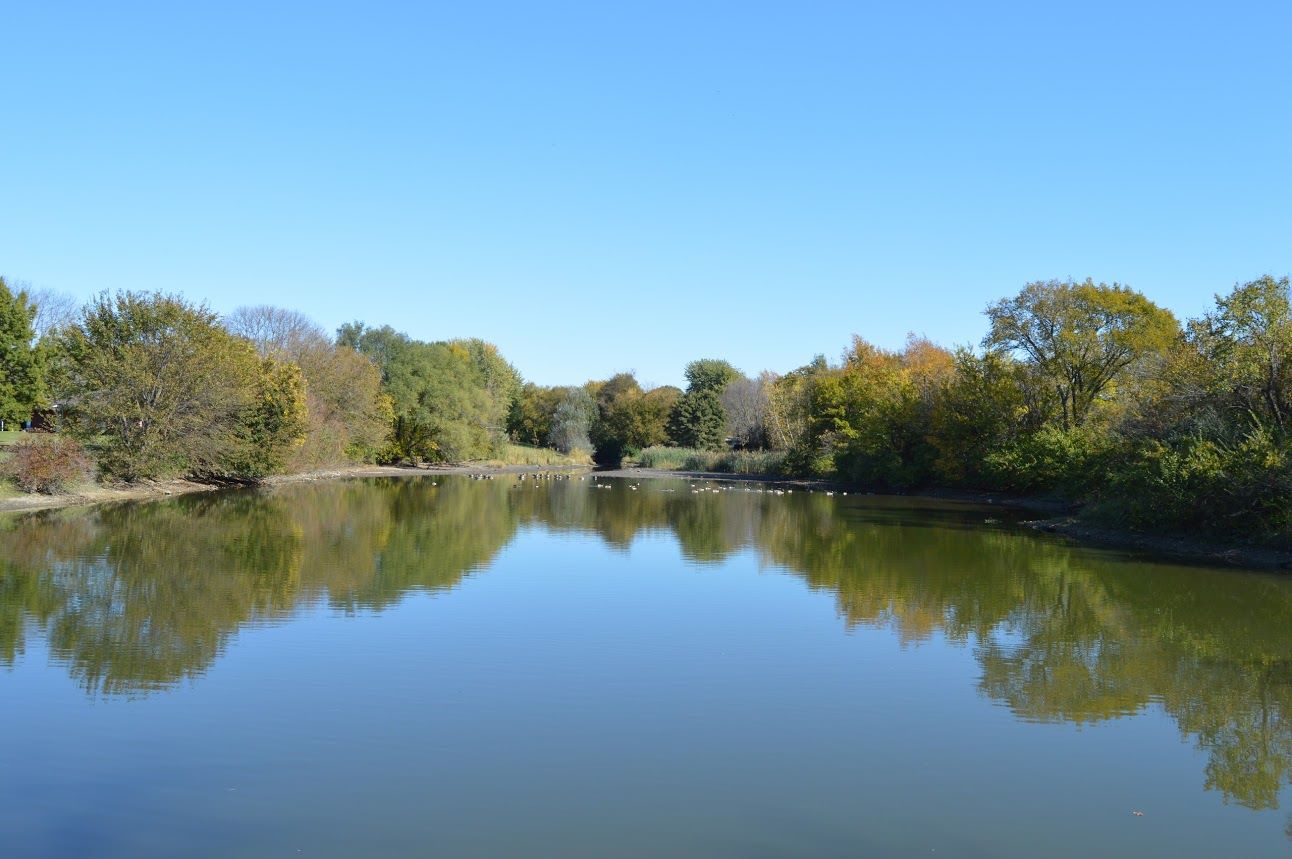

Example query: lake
[2,475,1291,857]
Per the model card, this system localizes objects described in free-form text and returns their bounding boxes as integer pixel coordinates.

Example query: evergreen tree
[0,277,45,426]
[667,359,739,450]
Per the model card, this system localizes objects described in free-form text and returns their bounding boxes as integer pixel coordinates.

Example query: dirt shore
[0,462,591,516]
[3,462,1288,571]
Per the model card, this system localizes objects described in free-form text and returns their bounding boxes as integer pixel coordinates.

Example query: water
[2,475,1291,857]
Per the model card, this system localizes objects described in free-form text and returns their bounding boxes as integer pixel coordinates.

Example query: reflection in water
[3,475,1292,810]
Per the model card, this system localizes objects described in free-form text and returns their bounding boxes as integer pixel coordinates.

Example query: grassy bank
[632,446,786,475]
[474,443,593,468]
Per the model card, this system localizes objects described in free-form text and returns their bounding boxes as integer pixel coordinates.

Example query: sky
[1,1,1289,388]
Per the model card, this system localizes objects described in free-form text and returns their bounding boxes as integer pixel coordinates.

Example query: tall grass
[633,446,785,475]
[478,443,593,467]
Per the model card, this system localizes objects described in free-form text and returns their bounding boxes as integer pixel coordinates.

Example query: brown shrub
[3,435,94,494]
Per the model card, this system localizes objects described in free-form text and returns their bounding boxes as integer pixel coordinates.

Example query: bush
[982,425,1111,495]
[1101,428,1292,539]
[3,435,94,493]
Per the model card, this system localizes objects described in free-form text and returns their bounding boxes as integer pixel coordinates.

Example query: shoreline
[0,462,593,516]
[3,462,1288,571]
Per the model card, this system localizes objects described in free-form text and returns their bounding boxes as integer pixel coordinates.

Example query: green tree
[229,305,391,466]
[765,356,827,454]
[667,389,726,449]
[0,277,45,426]
[1106,276,1292,538]
[667,359,740,450]
[219,358,310,479]
[638,385,680,445]
[984,279,1179,429]
[1197,275,1292,434]
[339,323,515,462]
[508,383,565,446]
[585,374,675,463]
[547,387,596,454]
[589,373,645,463]
[683,358,740,393]
[928,349,1029,485]
[53,292,270,480]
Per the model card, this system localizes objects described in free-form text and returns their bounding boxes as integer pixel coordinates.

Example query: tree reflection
[2,476,1292,808]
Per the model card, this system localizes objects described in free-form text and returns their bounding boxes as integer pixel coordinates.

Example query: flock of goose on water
[461,472,847,497]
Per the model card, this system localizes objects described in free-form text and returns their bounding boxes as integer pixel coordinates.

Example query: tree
[825,339,926,488]
[230,306,390,466]
[984,279,1179,429]
[683,359,740,393]
[508,384,563,446]
[339,323,516,462]
[765,357,827,453]
[589,373,645,463]
[220,358,310,478]
[27,286,80,342]
[226,305,331,360]
[928,349,1029,485]
[52,291,299,480]
[547,388,596,454]
[585,374,675,463]
[721,374,771,449]
[1197,275,1292,434]
[638,385,680,446]
[1105,276,1292,538]
[667,359,740,450]
[667,389,725,449]
[0,277,44,426]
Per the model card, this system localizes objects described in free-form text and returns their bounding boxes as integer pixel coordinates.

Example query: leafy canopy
[984,279,1178,429]
[54,291,305,480]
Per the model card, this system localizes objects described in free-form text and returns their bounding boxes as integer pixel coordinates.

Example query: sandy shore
[3,462,1288,571]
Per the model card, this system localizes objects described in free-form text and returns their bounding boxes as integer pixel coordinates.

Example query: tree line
[1,273,1289,541]
[507,275,1291,542]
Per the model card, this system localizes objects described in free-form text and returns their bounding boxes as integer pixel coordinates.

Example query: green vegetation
[0,277,46,427]
[480,443,593,468]
[227,306,392,468]
[634,446,785,475]
[53,292,307,481]
[585,373,677,464]
[0,272,1289,545]
[667,359,740,450]
[338,323,519,464]
[750,276,1292,543]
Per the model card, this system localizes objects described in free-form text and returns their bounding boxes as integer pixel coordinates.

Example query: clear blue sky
[2,2,1288,387]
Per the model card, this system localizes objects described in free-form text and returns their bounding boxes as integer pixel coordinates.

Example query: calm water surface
[2,475,1291,857]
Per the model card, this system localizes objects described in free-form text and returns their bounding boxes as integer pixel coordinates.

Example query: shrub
[1101,428,1292,539]
[3,435,93,493]
[982,425,1111,495]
